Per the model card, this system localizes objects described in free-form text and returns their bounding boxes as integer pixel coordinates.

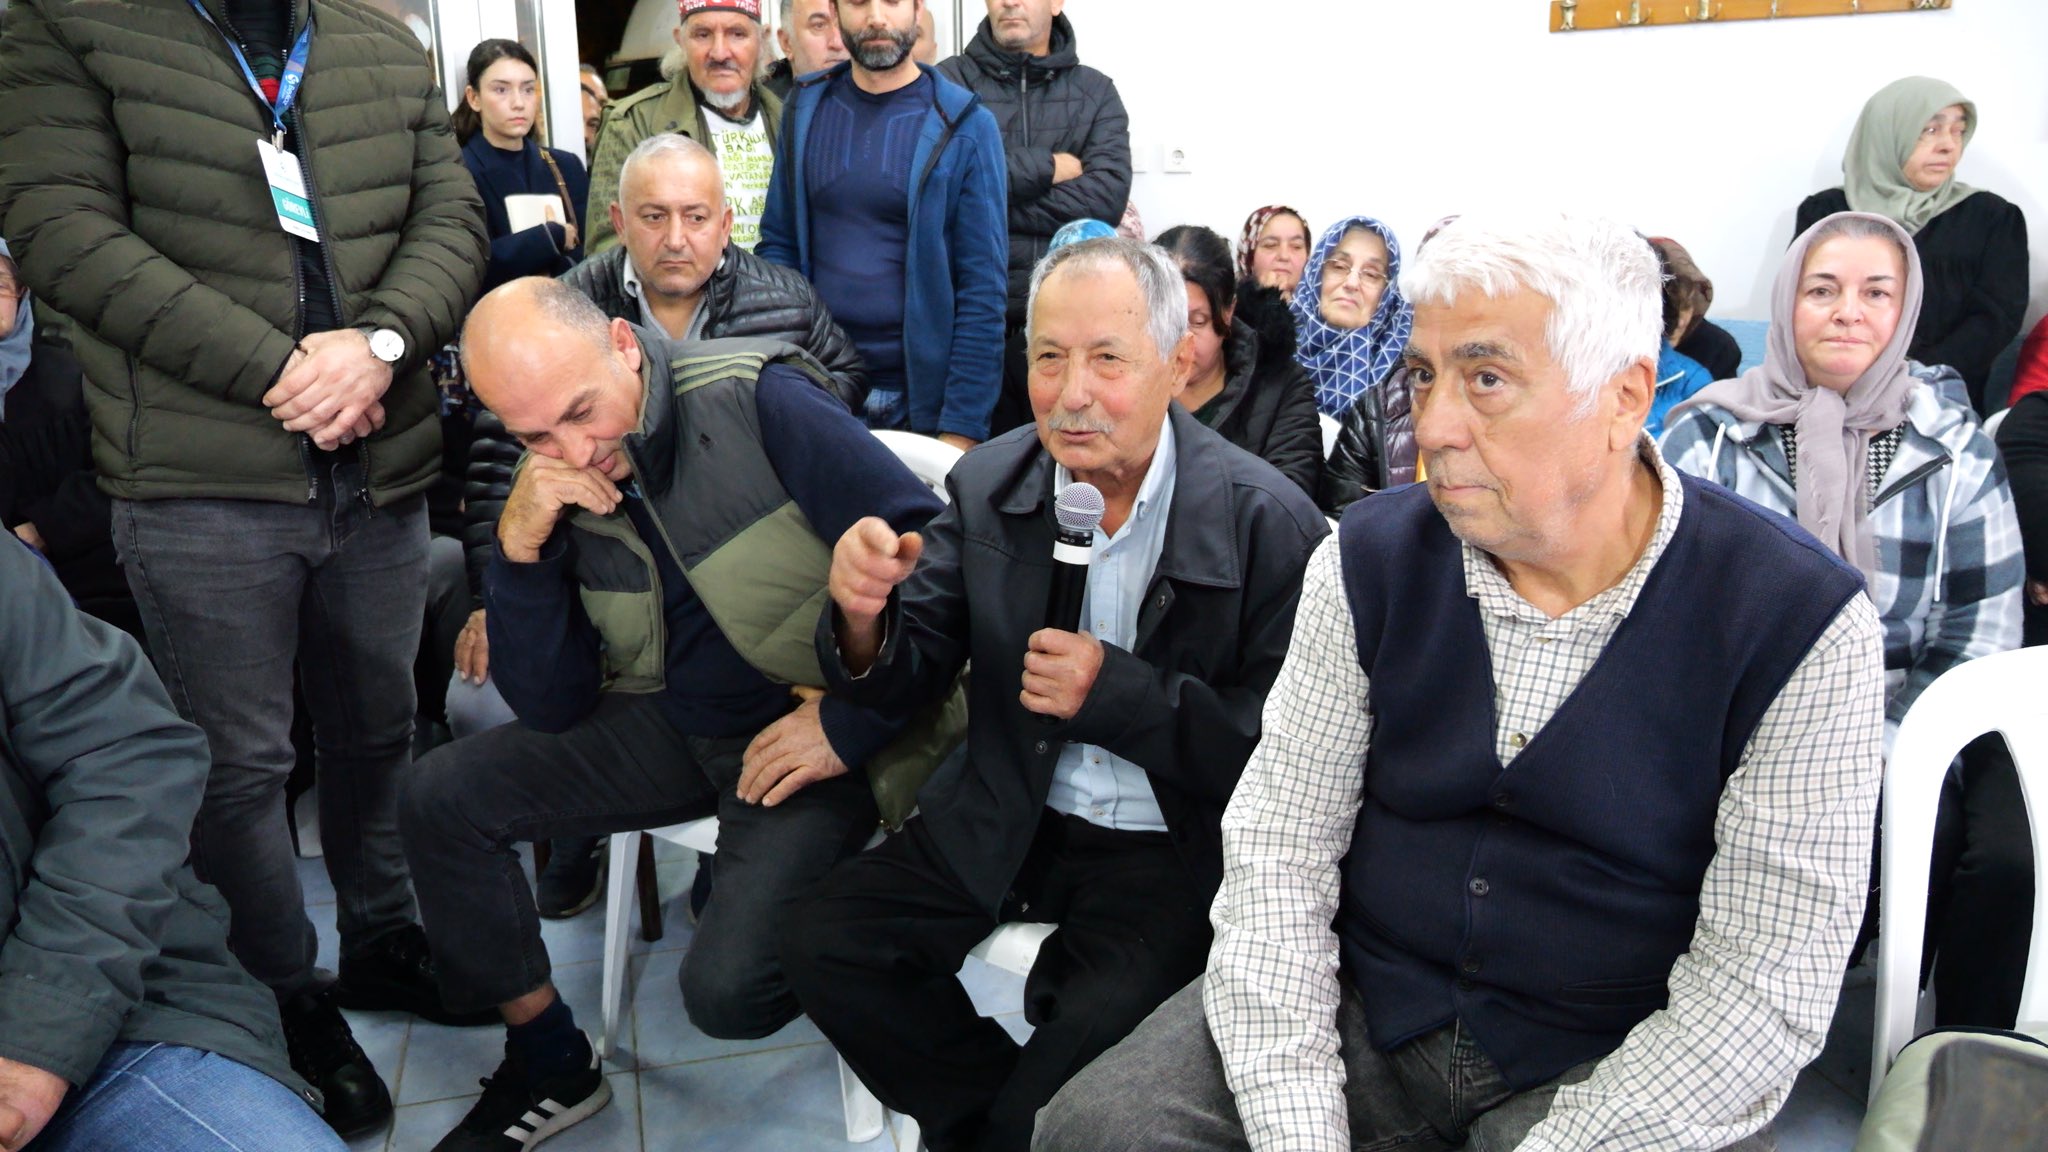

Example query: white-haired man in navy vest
[1035,212,1886,1152]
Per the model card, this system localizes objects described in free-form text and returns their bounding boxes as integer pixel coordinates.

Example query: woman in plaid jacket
[1661,211,2027,1030]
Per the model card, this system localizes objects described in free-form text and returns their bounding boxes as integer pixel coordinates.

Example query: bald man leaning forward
[397,278,942,1152]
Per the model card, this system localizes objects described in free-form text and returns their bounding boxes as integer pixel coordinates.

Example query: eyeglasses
[0,279,21,302]
[1322,260,1387,289]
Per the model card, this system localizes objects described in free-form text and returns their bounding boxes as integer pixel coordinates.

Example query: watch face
[369,329,404,362]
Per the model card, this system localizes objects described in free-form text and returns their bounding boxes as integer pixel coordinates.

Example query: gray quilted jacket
[0,537,312,1106]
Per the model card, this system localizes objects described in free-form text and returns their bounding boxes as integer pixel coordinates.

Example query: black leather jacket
[1320,370,1418,518]
[461,245,871,604]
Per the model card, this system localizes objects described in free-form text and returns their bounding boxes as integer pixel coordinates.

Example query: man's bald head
[463,278,646,479]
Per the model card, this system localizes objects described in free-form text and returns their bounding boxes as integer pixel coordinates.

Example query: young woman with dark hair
[454,39,590,294]
[1155,225,1322,498]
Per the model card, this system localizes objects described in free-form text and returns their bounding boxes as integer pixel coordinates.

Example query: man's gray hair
[1402,212,1661,417]
[1026,237,1189,365]
[779,0,794,21]
[618,132,723,207]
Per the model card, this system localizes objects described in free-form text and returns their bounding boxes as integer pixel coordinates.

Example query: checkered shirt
[1203,444,1886,1151]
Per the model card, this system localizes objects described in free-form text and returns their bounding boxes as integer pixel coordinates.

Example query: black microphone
[1045,481,1105,636]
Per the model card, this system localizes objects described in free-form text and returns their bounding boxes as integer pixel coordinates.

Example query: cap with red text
[679,0,762,21]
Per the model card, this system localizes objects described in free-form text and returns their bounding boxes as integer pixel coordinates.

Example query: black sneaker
[281,985,393,1141]
[334,922,500,1027]
[430,1033,612,1151]
[535,836,607,920]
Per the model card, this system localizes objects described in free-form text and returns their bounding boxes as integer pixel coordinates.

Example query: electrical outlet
[1163,143,1193,174]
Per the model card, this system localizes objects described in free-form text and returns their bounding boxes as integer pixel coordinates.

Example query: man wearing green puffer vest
[400,278,943,1152]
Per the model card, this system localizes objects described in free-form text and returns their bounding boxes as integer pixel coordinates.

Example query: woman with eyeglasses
[1289,217,1413,419]
[1795,77,2027,413]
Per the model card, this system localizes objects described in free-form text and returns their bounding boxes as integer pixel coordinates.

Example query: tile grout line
[633,966,648,1152]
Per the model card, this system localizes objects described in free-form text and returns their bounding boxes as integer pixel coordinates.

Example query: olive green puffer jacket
[0,0,486,505]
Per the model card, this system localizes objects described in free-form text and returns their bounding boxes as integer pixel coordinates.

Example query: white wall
[1064,0,2048,326]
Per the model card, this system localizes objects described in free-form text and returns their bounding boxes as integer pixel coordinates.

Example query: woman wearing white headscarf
[1662,211,2028,1030]
[1795,77,2028,411]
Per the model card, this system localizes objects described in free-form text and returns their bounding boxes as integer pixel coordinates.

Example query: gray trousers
[113,488,430,1000]
[1034,978,1779,1152]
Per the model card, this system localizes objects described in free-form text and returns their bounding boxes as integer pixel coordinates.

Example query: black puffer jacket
[1319,368,1418,518]
[938,14,1130,322]
[1201,285,1322,499]
[461,245,871,604]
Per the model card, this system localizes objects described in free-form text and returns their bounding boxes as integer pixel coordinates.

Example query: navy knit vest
[1336,474,1863,1088]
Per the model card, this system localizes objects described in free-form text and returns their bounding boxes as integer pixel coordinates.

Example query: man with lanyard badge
[0,0,489,1139]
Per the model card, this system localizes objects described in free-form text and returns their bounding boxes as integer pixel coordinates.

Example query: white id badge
[257,138,320,242]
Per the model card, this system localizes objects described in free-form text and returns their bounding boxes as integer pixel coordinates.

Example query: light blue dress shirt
[1043,416,1176,832]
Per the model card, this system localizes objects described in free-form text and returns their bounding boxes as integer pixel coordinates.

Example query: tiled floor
[303,844,1872,1151]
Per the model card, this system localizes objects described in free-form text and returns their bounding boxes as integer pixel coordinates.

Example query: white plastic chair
[854,921,1058,1151]
[1319,412,1341,460]
[595,429,964,1141]
[1868,646,2048,1101]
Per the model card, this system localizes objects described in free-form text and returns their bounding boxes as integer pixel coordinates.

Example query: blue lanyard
[186,0,313,144]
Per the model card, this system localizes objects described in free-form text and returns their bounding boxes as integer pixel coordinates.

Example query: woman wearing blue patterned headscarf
[1289,216,1413,417]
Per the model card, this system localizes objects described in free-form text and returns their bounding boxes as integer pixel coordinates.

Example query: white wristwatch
[360,326,405,364]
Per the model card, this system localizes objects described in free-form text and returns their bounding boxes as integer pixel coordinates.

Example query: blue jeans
[112,479,430,1000]
[30,1044,342,1152]
[863,387,909,431]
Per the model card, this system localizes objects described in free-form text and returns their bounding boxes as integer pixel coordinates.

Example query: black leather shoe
[281,985,393,1141]
[334,923,500,1027]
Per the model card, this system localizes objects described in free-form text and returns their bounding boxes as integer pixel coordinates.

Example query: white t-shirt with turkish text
[707,107,774,252]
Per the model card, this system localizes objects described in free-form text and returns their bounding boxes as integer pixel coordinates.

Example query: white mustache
[1047,412,1114,435]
